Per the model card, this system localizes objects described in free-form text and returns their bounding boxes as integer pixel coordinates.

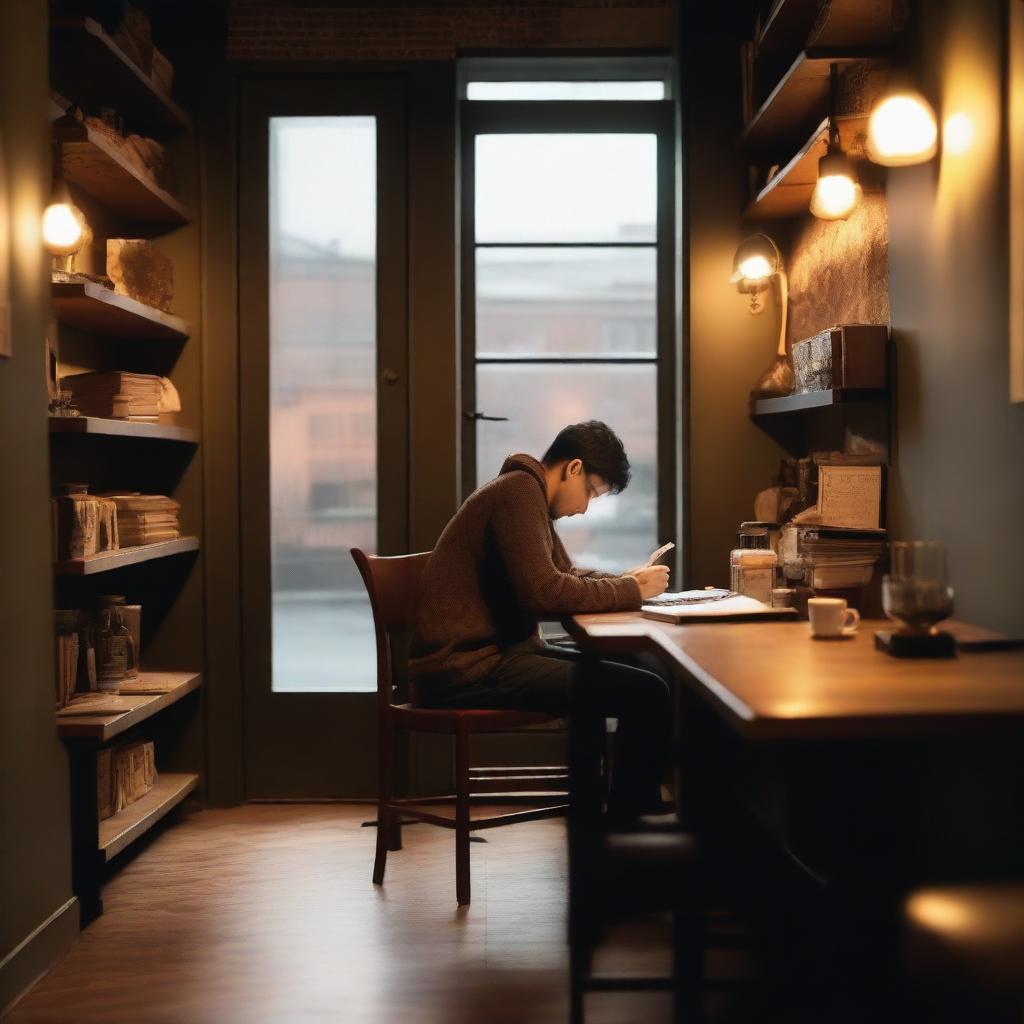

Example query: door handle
[463,411,509,422]
[381,369,400,386]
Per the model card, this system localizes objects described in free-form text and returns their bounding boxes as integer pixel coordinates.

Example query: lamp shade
[42,172,89,257]
[729,234,781,285]
[809,149,862,220]
[42,202,87,255]
[866,89,938,166]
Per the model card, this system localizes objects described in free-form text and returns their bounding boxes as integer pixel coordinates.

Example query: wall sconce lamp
[866,79,938,166]
[865,0,937,169]
[730,233,794,398]
[42,143,91,280]
[810,66,862,220]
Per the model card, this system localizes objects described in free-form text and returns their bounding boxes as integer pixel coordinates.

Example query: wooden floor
[8,803,735,1024]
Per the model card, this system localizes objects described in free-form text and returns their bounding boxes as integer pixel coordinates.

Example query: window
[268,116,378,692]
[461,77,677,574]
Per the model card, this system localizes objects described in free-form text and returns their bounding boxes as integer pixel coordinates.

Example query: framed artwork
[1011,0,1024,401]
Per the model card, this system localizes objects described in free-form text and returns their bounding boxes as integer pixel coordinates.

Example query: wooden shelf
[755,0,891,86]
[54,120,191,228]
[741,51,882,154]
[751,387,888,416]
[55,536,199,576]
[52,281,190,342]
[49,416,198,444]
[57,671,202,742]
[50,17,192,137]
[744,115,869,220]
[99,772,199,860]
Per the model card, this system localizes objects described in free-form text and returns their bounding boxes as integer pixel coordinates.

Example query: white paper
[641,594,795,621]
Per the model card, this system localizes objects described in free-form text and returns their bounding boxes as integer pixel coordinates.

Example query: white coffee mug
[808,597,860,638]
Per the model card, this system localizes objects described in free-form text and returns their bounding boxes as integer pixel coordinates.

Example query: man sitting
[410,420,672,822]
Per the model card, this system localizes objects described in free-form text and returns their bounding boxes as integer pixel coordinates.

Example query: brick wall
[228,1,673,60]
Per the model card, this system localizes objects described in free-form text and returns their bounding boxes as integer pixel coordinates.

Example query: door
[238,77,408,798]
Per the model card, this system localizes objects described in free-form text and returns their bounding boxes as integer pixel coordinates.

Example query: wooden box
[792,324,888,394]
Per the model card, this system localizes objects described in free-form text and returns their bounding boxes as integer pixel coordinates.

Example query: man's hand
[626,565,670,600]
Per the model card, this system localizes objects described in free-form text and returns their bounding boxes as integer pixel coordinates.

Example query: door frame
[237,74,409,798]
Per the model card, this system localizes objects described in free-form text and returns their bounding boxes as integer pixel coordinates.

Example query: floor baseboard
[0,897,79,1018]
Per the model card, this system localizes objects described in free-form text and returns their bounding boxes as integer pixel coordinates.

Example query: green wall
[888,0,1024,634]
[0,0,79,1010]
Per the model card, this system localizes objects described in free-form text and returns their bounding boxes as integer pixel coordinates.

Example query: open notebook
[642,590,798,624]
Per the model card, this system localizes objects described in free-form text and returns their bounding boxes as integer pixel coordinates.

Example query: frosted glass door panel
[476,363,657,572]
[269,116,377,693]
[474,134,657,243]
[476,247,656,356]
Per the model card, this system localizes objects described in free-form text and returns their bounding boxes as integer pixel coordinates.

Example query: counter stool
[568,710,704,1024]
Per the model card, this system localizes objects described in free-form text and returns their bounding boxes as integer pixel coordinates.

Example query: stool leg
[455,727,471,905]
[672,890,704,1024]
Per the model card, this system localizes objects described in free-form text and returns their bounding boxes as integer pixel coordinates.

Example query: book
[816,465,883,530]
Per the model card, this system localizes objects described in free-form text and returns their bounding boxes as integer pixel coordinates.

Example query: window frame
[458,98,681,578]
[458,56,674,99]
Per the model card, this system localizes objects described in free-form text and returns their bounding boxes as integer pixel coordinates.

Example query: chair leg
[373,802,389,885]
[455,726,471,905]
[374,718,397,885]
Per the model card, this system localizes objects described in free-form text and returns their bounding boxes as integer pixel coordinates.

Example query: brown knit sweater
[409,453,642,692]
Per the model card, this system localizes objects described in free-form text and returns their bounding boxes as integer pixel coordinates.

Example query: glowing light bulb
[42,202,84,251]
[737,254,772,281]
[810,173,862,220]
[867,93,938,166]
[943,112,974,155]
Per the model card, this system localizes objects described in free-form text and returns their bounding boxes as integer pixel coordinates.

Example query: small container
[771,587,795,608]
[120,604,141,680]
[730,529,777,605]
[52,483,98,560]
[94,595,137,693]
[741,520,782,563]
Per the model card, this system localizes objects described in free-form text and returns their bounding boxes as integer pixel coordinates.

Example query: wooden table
[565,612,1024,1009]
[564,614,1024,741]
[565,612,1024,1006]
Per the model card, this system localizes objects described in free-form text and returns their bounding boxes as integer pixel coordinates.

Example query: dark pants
[420,638,673,819]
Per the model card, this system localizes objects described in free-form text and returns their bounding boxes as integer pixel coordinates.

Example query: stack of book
[59,371,163,420]
[798,526,887,589]
[97,740,157,821]
[103,493,181,547]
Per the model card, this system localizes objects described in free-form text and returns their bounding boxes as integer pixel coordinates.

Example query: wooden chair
[351,547,569,905]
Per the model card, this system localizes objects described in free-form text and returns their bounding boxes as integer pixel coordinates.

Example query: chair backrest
[351,548,431,709]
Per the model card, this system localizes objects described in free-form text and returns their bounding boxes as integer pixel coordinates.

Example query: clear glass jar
[95,595,137,693]
[730,530,777,605]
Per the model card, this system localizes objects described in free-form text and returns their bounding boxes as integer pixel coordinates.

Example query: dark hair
[541,421,631,494]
